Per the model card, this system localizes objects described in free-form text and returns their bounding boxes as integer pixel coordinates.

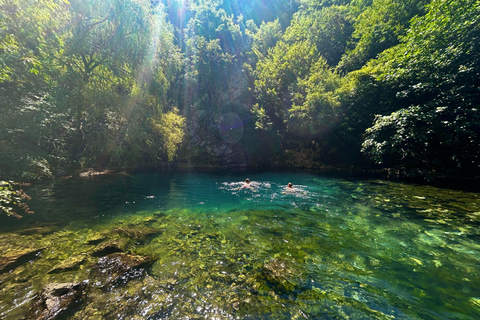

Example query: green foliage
[285,4,354,66]
[252,3,346,161]
[1,0,185,177]
[181,0,240,106]
[363,104,480,169]
[151,107,186,162]
[363,0,480,171]
[289,58,342,137]
[2,0,478,175]
[338,0,429,72]
[0,181,33,218]
[0,0,66,86]
[247,19,282,60]
[254,40,319,132]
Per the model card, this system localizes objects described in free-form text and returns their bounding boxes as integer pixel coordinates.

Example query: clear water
[1,169,480,319]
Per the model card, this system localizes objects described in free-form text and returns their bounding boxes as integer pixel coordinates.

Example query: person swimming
[240,178,253,189]
[283,182,297,193]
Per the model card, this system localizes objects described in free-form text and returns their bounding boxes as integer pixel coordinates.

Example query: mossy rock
[48,254,87,274]
[110,225,159,240]
[27,281,88,320]
[91,240,126,257]
[85,234,106,246]
[0,247,43,274]
[18,225,58,236]
[90,252,155,287]
[258,256,301,295]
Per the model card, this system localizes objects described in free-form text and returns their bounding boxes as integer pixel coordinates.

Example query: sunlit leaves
[362,0,480,171]
[285,5,354,67]
[289,58,341,137]
[247,19,282,60]
[0,181,33,218]
[152,108,186,162]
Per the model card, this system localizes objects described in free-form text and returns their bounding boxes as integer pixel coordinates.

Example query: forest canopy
[1,0,479,182]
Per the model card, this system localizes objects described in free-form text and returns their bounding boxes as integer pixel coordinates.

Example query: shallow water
[1,169,480,319]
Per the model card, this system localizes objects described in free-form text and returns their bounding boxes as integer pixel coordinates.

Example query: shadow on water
[1,169,480,319]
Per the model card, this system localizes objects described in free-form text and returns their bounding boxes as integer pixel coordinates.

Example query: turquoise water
[1,170,480,319]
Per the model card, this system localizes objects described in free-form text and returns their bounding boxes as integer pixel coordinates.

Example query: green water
[1,170,480,319]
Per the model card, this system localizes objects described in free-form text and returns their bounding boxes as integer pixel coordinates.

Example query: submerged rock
[29,281,88,320]
[91,252,155,287]
[85,234,106,245]
[259,256,300,294]
[111,225,158,240]
[91,240,125,256]
[18,225,57,236]
[0,248,43,274]
[48,254,87,274]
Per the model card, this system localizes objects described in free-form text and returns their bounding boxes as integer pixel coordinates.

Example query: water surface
[1,170,480,319]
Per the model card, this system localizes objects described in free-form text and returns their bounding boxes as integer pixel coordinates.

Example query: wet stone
[0,248,43,274]
[48,254,87,274]
[85,234,106,246]
[91,252,155,288]
[91,240,124,256]
[110,225,159,240]
[260,256,300,294]
[18,225,57,236]
[28,281,88,320]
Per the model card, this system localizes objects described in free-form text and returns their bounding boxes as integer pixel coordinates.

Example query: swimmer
[282,182,297,193]
[240,178,252,189]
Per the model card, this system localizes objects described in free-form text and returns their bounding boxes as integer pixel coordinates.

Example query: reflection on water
[1,170,480,319]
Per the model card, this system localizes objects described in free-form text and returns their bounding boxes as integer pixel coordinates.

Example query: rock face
[29,281,88,320]
[181,61,251,167]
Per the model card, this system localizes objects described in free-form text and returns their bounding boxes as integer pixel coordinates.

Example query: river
[1,169,480,319]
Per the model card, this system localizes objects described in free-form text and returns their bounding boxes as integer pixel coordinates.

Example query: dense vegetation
[1,0,479,187]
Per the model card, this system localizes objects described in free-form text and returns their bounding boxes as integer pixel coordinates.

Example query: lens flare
[218,112,243,143]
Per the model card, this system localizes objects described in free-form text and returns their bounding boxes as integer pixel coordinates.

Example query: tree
[338,0,429,72]
[246,19,282,61]
[362,0,480,172]
[1,0,186,178]
[0,0,69,179]
[0,181,33,218]
[285,5,354,67]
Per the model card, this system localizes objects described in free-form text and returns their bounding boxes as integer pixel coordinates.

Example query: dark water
[1,169,480,319]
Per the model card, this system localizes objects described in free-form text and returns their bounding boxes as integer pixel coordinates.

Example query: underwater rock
[260,257,299,294]
[111,225,158,240]
[19,225,57,235]
[263,257,296,279]
[85,234,106,245]
[91,240,125,256]
[48,254,87,274]
[68,275,169,319]
[0,248,43,274]
[91,252,155,287]
[29,281,88,320]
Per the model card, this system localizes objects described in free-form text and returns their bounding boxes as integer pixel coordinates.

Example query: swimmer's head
[287,183,293,188]
[245,178,250,184]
